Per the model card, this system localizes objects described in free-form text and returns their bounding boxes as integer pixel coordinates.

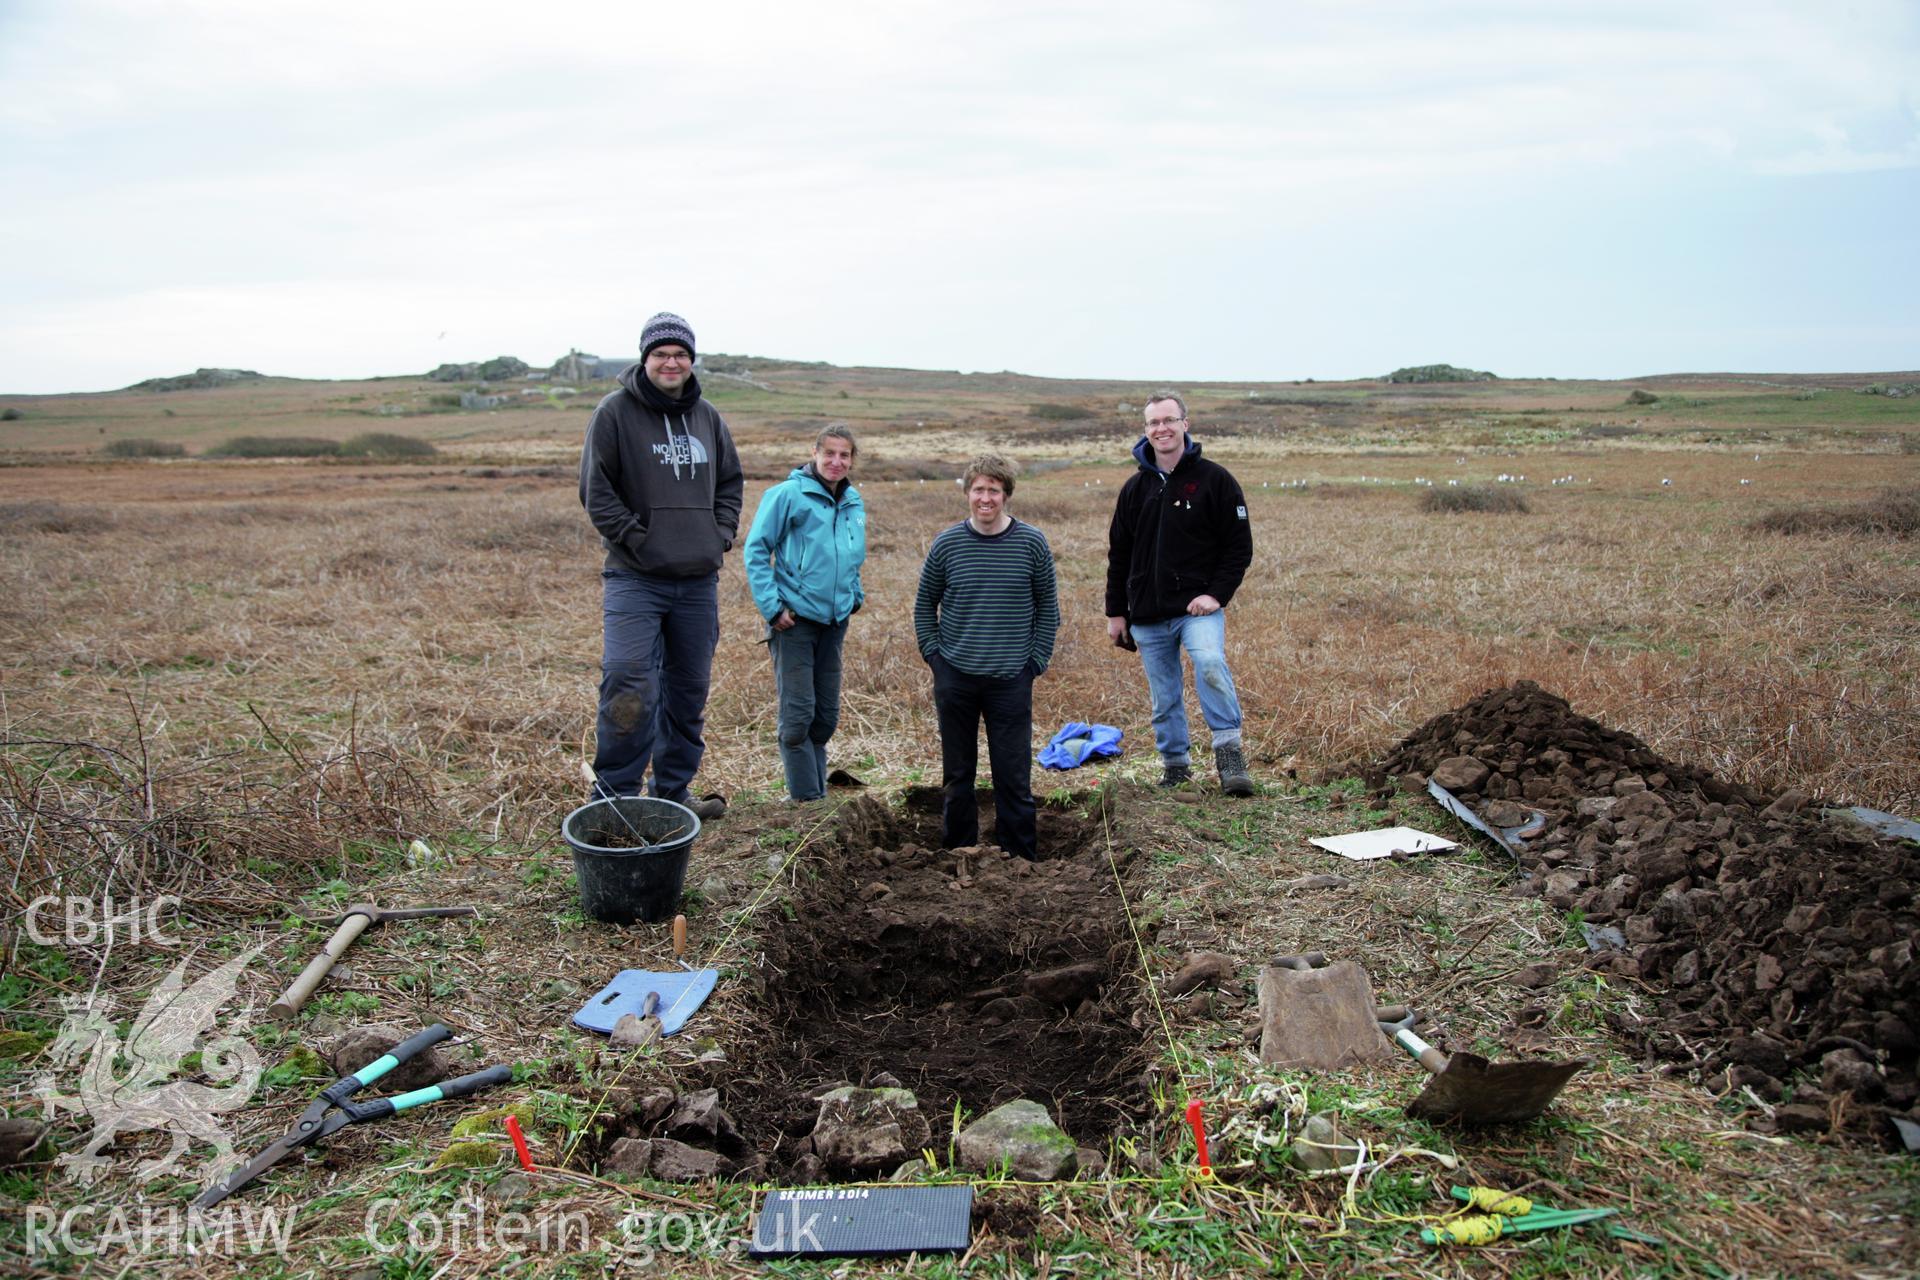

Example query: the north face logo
[652,436,709,467]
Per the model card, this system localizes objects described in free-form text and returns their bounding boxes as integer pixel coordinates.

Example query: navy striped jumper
[913,519,1060,679]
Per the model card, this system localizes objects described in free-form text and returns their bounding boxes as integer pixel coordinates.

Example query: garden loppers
[194,1024,511,1209]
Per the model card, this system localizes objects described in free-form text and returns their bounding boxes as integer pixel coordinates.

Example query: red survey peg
[1185,1098,1212,1177]
[504,1115,536,1172]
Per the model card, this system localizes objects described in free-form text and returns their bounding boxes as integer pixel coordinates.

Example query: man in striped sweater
[913,454,1061,861]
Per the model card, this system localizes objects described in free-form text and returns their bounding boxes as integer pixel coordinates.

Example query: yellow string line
[1097,787,1183,1084]
[1094,787,1467,1224]
[700,797,850,968]
[1097,785,1239,1194]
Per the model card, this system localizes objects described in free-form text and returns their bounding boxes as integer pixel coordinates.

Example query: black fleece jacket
[1104,438,1253,625]
[579,366,744,577]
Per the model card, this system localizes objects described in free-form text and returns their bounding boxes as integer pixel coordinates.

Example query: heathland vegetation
[1,359,1915,1277]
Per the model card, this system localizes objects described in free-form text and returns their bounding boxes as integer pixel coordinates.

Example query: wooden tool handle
[672,914,687,959]
[268,911,374,1024]
[1394,1026,1452,1076]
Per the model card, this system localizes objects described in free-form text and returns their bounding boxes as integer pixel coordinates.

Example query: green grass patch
[1639,390,1920,427]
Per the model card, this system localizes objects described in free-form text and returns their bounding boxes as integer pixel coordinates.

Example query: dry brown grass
[1417,484,1530,514]
[1,447,1916,835]
[1751,486,1920,538]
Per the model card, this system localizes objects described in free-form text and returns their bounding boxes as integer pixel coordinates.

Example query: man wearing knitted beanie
[579,312,744,818]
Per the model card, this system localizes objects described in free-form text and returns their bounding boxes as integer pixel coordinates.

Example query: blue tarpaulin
[1039,722,1123,770]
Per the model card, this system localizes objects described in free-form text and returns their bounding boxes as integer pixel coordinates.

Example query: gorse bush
[338,432,437,458]
[206,436,340,458]
[1752,488,1920,538]
[1420,485,1530,514]
[102,437,185,458]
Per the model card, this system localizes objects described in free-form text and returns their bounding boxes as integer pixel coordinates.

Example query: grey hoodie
[579,366,744,577]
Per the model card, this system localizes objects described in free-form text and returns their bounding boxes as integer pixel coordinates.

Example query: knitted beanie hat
[640,312,696,358]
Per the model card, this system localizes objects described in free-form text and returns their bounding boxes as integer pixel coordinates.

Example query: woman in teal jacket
[742,425,867,800]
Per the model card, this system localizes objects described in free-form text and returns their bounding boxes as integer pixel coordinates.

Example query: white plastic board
[1309,826,1457,861]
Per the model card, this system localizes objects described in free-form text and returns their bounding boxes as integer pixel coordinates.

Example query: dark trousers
[770,617,847,801]
[930,654,1037,860]
[595,569,719,801]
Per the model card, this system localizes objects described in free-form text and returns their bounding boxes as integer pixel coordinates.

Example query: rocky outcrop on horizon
[1383,363,1497,383]
[127,367,263,392]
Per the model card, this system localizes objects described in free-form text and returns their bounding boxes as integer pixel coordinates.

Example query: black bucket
[561,797,700,925]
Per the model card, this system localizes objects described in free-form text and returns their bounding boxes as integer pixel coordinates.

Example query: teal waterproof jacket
[743,465,866,625]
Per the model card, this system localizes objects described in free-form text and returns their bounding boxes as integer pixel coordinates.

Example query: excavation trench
[732,788,1153,1175]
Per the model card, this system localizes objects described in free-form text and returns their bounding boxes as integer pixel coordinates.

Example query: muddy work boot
[684,794,728,821]
[1214,745,1254,797]
[1158,762,1193,788]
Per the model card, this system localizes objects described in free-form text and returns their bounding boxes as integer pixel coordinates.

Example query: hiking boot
[1158,763,1192,788]
[1215,745,1254,797]
[685,794,728,821]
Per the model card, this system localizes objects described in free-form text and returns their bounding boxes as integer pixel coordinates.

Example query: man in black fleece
[1104,390,1255,796]
[579,312,743,816]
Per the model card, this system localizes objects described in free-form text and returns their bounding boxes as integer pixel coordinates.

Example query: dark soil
[728,789,1153,1175]
[1369,681,1919,1142]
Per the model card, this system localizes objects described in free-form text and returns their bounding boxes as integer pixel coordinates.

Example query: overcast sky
[2,0,1915,393]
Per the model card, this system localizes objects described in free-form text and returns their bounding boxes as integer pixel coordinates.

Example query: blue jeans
[595,569,719,800]
[769,617,847,801]
[1130,611,1242,766]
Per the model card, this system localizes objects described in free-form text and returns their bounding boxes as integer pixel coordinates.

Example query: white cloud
[0,0,1914,389]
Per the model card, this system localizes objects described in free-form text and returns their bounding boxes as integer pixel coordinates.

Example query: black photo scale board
[748,1185,973,1258]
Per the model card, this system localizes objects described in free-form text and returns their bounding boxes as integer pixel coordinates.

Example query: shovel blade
[1407,1052,1588,1125]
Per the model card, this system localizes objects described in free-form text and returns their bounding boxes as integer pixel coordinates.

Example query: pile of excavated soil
[1370,681,1918,1142]
[729,790,1152,1176]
